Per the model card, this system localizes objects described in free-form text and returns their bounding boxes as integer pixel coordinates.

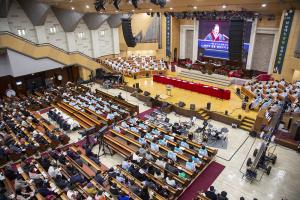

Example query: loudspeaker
[249,131,257,137]
[144,91,150,96]
[207,102,211,110]
[225,110,228,115]
[229,17,245,62]
[178,101,186,108]
[190,104,195,111]
[146,73,149,78]
[133,75,137,79]
[122,19,136,47]
[135,83,139,88]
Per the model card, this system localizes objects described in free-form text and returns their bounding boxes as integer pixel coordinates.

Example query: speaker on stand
[122,18,137,47]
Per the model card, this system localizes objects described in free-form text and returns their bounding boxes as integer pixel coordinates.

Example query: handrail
[0,31,96,61]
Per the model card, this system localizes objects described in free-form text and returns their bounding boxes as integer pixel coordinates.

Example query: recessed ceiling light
[86,5,90,9]
[261,3,267,7]
[132,9,135,12]
[222,4,227,9]
[166,0,170,2]
[71,7,74,10]
[170,7,173,10]
[193,6,197,10]
[115,10,119,13]
[149,8,152,11]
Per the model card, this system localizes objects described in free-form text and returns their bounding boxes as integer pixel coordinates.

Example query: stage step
[177,69,231,86]
[240,116,255,132]
[198,109,211,121]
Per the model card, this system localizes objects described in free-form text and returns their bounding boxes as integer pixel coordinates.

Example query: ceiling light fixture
[261,3,267,7]
[193,6,197,10]
[71,6,74,10]
[149,8,152,11]
[170,7,173,10]
[86,5,90,8]
[222,4,226,9]
[132,9,135,12]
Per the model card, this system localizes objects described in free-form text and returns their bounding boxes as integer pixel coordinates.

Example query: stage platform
[124,71,258,120]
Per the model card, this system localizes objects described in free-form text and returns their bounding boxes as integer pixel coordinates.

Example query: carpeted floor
[178,161,225,200]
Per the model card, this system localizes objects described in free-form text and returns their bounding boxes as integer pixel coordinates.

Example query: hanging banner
[166,15,171,57]
[273,10,294,74]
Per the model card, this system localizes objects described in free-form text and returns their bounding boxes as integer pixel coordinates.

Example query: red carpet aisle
[138,107,158,120]
[178,161,225,200]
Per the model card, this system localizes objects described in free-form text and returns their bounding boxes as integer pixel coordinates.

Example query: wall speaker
[178,101,186,107]
[225,110,228,115]
[207,102,211,110]
[229,17,245,63]
[190,104,195,111]
[122,19,136,47]
[135,83,139,88]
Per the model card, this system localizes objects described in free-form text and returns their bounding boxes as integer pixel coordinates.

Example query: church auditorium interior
[1,0,300,199]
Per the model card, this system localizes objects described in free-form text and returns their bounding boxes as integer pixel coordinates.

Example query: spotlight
[131,0,139,9]
[113,0,121,10]
[150,0,166,8]
[94,0,106,11]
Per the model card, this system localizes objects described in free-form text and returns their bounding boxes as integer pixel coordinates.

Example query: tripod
[97,134,113,157]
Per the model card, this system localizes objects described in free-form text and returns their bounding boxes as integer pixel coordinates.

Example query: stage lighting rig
[94,0,106,11]
[113,0,121,10]
[131,0,139,9]
[150,0,166,8]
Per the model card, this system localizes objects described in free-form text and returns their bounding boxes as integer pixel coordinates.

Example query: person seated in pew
[121,121,130,129]
[138,144,147,156]
[54,174,70,190]
[36,181,56,198]
[130,126,139,133]
[139,185,151,200]
[166,160,179,175]
[109,182,119,197]
[50,149,67,165]
[192,154,202,165]
[198,145,208,157]
[145,150,154,161]
[165,172,176,187]
[95,190,107,200]
[154,169,165,180]
[186,158,197,172]
[180,138,189,149]
[66,149,83,166]
[150,140,159,153]
[151,128,160,136]
[155,156,167,169]
[4,165,18,180]
[67,186,81,200]
[138,135,147,145]
[28,166,44,181]
[167,150,177,162]
[174,144,184,154]
[138,122,148,130]
[128,179,140,195]
[121,158,132,171]
[145,132,154,140]
[132,151,143,163]
[48,161,62,178]
[84,182,98,196]
[158,135,168,146]
[205,186,217,200]
[129,117,138,125]
[118,191,130,200]
[15,187,35,200]
[164,134,174,141]
[94,170,106,186]
[84,144,101,165]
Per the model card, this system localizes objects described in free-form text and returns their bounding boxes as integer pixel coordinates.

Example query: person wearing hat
[84,182,97,196]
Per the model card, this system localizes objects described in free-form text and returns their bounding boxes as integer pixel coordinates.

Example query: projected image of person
[204,24,228,41]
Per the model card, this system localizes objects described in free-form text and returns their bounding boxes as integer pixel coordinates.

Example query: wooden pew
[145,122,217,158]
[116,166,166,200]
[115,128,194,177]
[15,164,44,200]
